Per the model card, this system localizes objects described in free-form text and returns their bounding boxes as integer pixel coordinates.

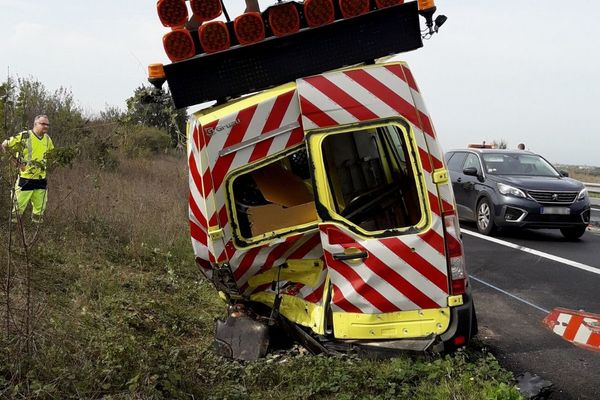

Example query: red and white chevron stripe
[544,308,600,353]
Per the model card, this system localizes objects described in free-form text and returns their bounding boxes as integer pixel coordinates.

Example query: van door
[307,121,452,340]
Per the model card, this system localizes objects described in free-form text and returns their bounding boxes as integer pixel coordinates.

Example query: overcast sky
[1,1,599,165]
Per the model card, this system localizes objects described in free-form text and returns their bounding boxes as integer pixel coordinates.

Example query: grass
[0,153,523,399]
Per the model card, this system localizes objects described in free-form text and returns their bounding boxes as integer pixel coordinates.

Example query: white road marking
[462,229,600,276]
[469,275,550,314]
[591,207,600,212]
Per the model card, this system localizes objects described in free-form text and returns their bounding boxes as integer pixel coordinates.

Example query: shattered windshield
[482,153,560,177]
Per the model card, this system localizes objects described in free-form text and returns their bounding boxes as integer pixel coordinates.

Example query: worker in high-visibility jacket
[1,114,54,224]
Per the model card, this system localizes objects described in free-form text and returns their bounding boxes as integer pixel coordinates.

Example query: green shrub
[121,125,171,158]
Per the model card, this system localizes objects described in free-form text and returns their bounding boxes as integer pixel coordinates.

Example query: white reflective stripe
[361,240,447,307]
[574,320,593,345]
[554,313,572,336]
[299,81,357,124]
[327,268,372,313]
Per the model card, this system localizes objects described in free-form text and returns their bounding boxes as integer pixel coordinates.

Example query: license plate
[540,207,570,215]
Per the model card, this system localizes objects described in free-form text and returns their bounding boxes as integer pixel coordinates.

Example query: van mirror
[560,170,569,177]
[463,167,479,177]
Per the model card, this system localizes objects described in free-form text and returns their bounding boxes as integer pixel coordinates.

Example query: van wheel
[476,198,495,235]
[560,226,586,240]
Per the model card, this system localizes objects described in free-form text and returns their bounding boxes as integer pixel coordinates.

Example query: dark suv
[445,149,591,239]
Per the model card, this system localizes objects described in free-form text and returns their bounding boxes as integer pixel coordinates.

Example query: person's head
[33,115,50,136]
[517,143,525,150]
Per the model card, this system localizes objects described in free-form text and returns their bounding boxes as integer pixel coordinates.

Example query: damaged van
[187,62,477,359]
[149,0,476,359]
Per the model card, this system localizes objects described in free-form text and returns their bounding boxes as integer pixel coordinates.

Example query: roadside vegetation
[0,77,523,399]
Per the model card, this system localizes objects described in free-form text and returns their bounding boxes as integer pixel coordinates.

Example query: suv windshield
[482,153,560,177]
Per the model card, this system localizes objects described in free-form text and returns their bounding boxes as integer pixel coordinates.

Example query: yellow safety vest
[6,130,54,180]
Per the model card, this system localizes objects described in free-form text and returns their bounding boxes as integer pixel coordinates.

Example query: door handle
[457,177,462,183]
[332,249,368,261]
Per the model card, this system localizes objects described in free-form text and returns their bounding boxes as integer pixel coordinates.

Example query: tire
[476,198,496,235]
[560,226,587,240]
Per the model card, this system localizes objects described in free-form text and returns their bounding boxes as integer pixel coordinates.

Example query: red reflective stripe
[398,64,419,92]
[428,191,441,216]
[303,284,324,304]
[209,213,218,227]
[201,120,219,147]
[361,249,441,309]
[190,220,207,246]
[563,315,584,341]
[192,125,201,150]
[202,168,213,196]
[587,332,600,347]
[211,106,258,190]
[418,147,432,173]
[189,193,207,228]
[307,75,379,121]
[233,246,262,280]
[343,69,420,129]
[189,154,205,193]
[430,150,443,169]
[419,228,444,255]
[325,252,397,313]
[418,111,436,139]
[287,233,321,260]
[300,95,338,127]
[218,205,228,226]
[249,90,295,162]
[285,125,304,148]
[332,284,362,313]
[380,238,449,293]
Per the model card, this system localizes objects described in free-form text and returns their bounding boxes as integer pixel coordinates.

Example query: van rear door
[306,121,453,340]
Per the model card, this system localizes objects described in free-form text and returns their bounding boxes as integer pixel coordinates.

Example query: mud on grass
[0,155,523,399]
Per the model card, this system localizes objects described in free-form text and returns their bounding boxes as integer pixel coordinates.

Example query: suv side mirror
[560,170,569,177]
[463,167,479,177]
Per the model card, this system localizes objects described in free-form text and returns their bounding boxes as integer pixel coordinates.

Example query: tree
[124,86,186,147]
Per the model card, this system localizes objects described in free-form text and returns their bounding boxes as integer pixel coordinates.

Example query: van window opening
[231,147,317,240]
[321,125,422,232]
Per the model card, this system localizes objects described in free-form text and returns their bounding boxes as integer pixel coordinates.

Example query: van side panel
[189,85,329,316]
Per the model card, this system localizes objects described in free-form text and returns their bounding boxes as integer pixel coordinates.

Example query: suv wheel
[476,198,496,235]
[560,226,587,240]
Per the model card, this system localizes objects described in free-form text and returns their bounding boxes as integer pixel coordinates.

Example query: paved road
[463,224,600,400]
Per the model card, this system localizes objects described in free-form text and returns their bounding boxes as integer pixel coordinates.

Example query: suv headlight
[497,183,526,198]
[578,188,588,200]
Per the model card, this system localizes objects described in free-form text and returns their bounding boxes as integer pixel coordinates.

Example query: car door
[446,152,469,220]
[459,153,483,219]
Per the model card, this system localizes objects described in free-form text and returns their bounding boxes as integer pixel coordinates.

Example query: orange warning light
[268,3,300,37]
[338,0,370,19]
[190,0,223,23]
[199,21,231,53]
[163,29,196,62]
[234,12,266,45]
[156,0,189,28]
[418,0,435,11]
[375,0,404,9]
[304,0,335,28]
[148,63,166,79]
